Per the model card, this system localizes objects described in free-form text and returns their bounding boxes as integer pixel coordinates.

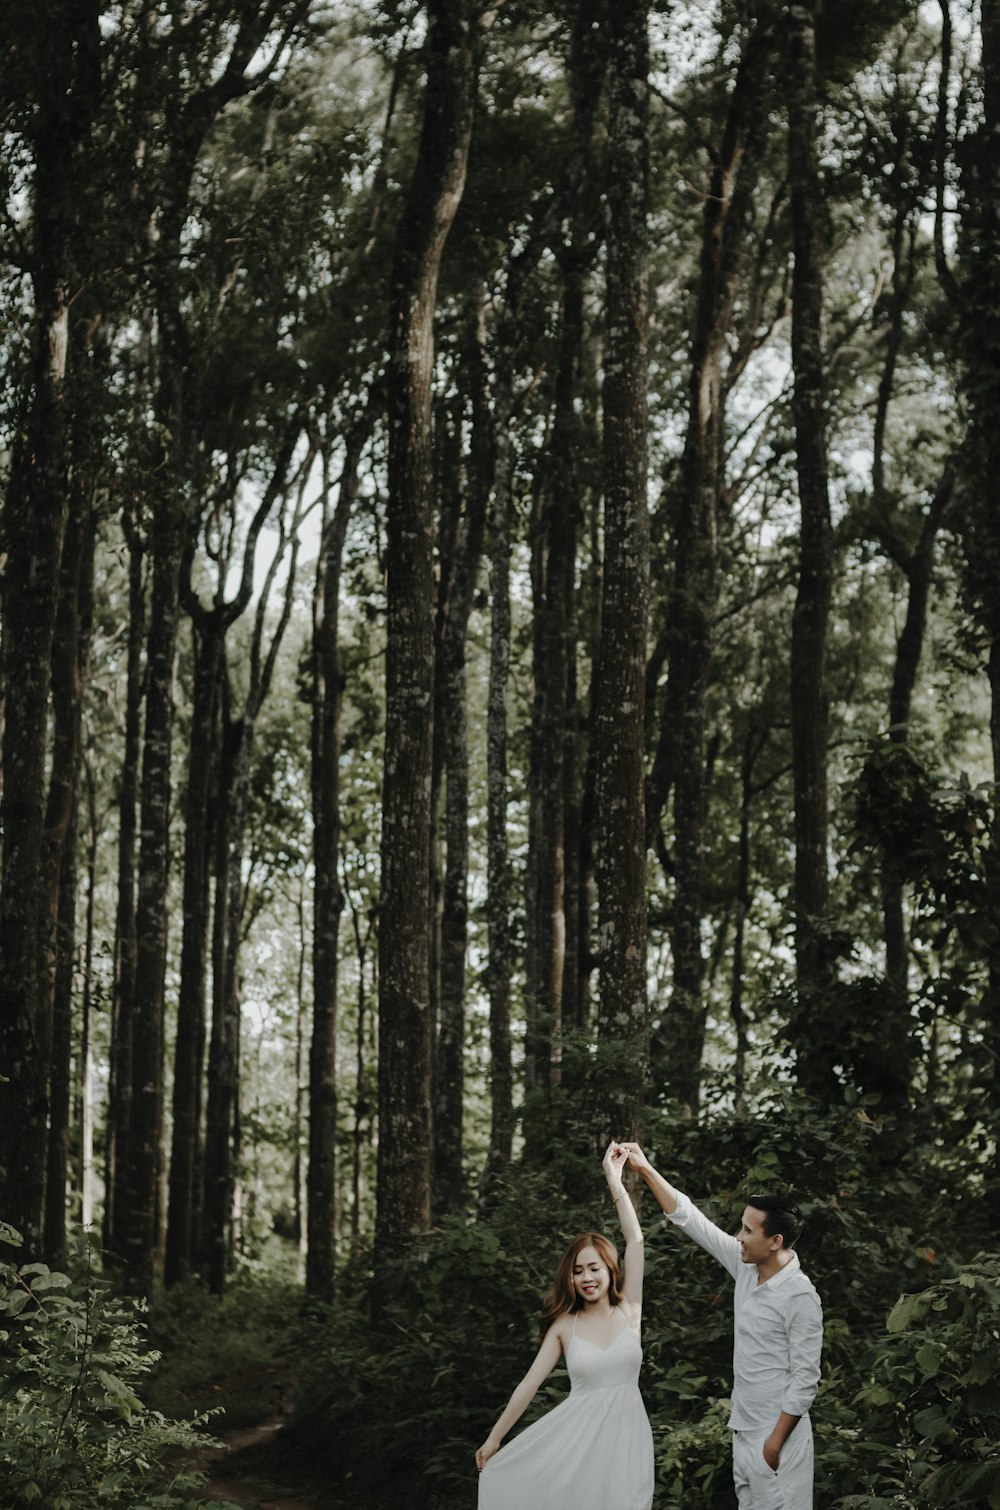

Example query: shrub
[0,1223,224,1509]
[833,1253,1000,1508]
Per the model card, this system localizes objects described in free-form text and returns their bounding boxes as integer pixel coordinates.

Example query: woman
[475,1142,654,1510]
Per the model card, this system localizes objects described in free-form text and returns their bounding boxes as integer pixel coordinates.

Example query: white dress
[477,1312,655,1510]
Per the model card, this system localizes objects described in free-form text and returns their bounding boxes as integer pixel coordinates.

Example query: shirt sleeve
[781,1289,823,1417]
[665,1190,741,1279]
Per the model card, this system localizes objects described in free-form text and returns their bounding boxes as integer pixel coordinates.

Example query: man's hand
[762,1413,799,1471]
[616,1143,679,1215]
[762,1433,781,1471]
[617,1140,652,1174]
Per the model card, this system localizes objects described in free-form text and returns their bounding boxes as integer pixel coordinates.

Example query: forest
[1,0,999,1506]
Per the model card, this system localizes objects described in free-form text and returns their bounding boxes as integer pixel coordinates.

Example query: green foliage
[856,738,999,1022]
[780,965,919,1108]
[0,1226,219,1509]
[651,1398,731,1509]
[833,1255,1000,1507]
[816,0,916,85]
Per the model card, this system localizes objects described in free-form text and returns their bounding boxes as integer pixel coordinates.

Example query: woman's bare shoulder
[548,1314,573,1352]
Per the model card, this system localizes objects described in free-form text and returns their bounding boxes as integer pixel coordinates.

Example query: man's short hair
[747,1193,804,1249]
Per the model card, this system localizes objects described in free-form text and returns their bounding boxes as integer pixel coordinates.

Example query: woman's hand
[603,1140,628,1185]
[476,1435,501,1471]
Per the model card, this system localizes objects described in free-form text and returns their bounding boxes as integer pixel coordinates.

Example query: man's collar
[758,1251,801,1288]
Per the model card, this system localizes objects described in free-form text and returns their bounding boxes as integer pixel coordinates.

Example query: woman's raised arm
[603,1142,644,1313]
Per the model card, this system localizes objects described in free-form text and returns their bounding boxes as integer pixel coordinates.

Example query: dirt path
[195,1413,320,1508]
[178,1362,393,1510]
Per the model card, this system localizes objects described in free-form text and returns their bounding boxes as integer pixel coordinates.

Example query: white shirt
[667,1190,823,1431]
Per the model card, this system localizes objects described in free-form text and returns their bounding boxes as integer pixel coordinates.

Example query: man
[619,1143,822,1509]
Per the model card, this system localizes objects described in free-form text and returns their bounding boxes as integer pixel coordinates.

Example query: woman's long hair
[538,1232,623,1342]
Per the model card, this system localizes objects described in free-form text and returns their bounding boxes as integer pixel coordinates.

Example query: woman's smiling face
[572,1244,611,1306]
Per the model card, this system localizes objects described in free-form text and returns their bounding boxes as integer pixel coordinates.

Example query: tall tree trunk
[78,757,98,1232]
[118,0,304,1293]
[875,472,952,987]
[310,427,366,1298]
[988,631,1000,1225]
[594,0,650,1144]
[204,484,304,1293]
[786,0,835,1076]
[479,200,567,1204]
[0,0,100,1258]
[646,11,775,1111]
[524,0,606,1147]
[428,405,462,1171]
[203,683,233,1275]
[432,287,491,1215]
[165,620,223,1285]
[347,884,374,1250]
[121,157,202,1297]
[44,793,78,1263]
[167,423,299,1286]
[479,225,546,1201]
[203,702,241,1295]
[123,516,184,1296]
[42,504,96,1260]
[206,525,302,1292]
[731,729,762,1107]
[294,879,308,1255]
[375,0,476,1265]
[527,284,578,1104]
[105,512,144,1260]
[865,163,947,993]
[525,414,570,1124]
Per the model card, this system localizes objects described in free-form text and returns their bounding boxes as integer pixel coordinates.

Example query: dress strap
[572,1311,578,1337]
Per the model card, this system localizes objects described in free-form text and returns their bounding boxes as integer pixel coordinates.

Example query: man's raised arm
[618,1142,679,1214]
[620,1142,740,1280]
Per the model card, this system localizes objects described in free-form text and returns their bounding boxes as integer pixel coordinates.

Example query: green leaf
[32,1273,71,1293]
[887,1291,930,1332]
[916,1342,941,1377]
[962,1354,995,1385]
[914,1404,952,1440]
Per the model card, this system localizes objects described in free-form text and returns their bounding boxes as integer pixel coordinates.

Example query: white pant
[732,1417,813,1510]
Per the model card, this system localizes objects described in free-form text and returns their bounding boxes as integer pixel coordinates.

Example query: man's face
[738,1205,781,1266]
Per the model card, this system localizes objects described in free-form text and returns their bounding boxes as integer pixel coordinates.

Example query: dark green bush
[832,1253,1000,1508]
[0,1223,223,1509]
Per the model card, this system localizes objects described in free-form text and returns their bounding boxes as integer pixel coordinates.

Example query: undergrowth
[0,1223,226,1509]
[145,1245,303,1431]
